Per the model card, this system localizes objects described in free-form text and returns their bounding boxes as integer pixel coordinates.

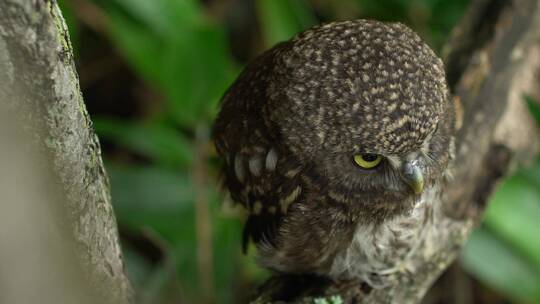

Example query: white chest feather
[328,187,439,287]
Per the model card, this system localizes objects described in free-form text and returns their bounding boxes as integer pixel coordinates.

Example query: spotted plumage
[213,20,455,286]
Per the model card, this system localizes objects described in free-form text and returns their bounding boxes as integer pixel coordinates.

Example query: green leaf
[461,227,540,302]
[104,8,164,82]
[158,25,238,125]
[424,0,469,50]
[484,169,540,270]
[107,164,244,303]
[137,259,181,304]
[94,118,193,168]
[107,164,198,295]
[122,243,154,290]
[463,157,540,303]
[525,95,540,126]
[520,157,540,189]
[103,0,201,36]
[108,165,194,223]
[123,240,185,303]
[355,0,409,22]
[257,0,317,47]
[96,0,237,126]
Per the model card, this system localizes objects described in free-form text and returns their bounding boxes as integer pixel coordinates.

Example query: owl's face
[280,105,454,219]
[307,108,454,218]
[263,21,454,217]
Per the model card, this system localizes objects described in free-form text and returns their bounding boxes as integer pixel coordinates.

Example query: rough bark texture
[251,0,540,303]
[0,0,132,303]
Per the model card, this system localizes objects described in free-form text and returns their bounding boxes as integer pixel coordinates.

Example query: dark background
[57,0,540,303]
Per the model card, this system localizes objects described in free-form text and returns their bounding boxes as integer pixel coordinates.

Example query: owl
[213,20,455,287]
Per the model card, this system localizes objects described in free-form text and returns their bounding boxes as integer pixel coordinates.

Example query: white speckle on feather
[234,154,245,183]
[248,156,262,176]
[265,148,278,171]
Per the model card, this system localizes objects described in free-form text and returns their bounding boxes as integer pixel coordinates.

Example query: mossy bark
[0,1,132,303]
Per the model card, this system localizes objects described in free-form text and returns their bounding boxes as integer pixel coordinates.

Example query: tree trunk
[0,0,132,303]
[251,0,540,303]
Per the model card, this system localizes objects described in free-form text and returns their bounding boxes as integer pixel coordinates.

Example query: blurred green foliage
[57,0,540,303]
[461,100,540,303]
[95,0,237,127]
[256,0,317,47]
[107,163,244,303]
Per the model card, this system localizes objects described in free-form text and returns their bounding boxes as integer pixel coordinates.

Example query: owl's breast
[326,186,439,287]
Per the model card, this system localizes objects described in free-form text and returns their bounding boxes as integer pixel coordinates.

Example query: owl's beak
[402,161,424,195]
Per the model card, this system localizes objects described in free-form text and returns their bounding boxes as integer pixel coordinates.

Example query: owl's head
[263,20,454,218]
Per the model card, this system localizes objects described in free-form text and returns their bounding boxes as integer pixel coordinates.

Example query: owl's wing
[238,145,305,252]
[218,143,305,252]
[213,42,305,252]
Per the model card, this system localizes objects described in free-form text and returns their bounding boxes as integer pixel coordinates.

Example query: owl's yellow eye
[354,154,382,169]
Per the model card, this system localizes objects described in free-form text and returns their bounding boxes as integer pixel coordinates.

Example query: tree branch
[251,0,540,302]
[0,0,132,303]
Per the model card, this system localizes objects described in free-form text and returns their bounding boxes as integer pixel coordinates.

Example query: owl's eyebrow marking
[405,151,420,161]
[386,155,401,168]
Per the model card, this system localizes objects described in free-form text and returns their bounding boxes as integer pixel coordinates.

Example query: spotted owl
[213,20,455,287]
